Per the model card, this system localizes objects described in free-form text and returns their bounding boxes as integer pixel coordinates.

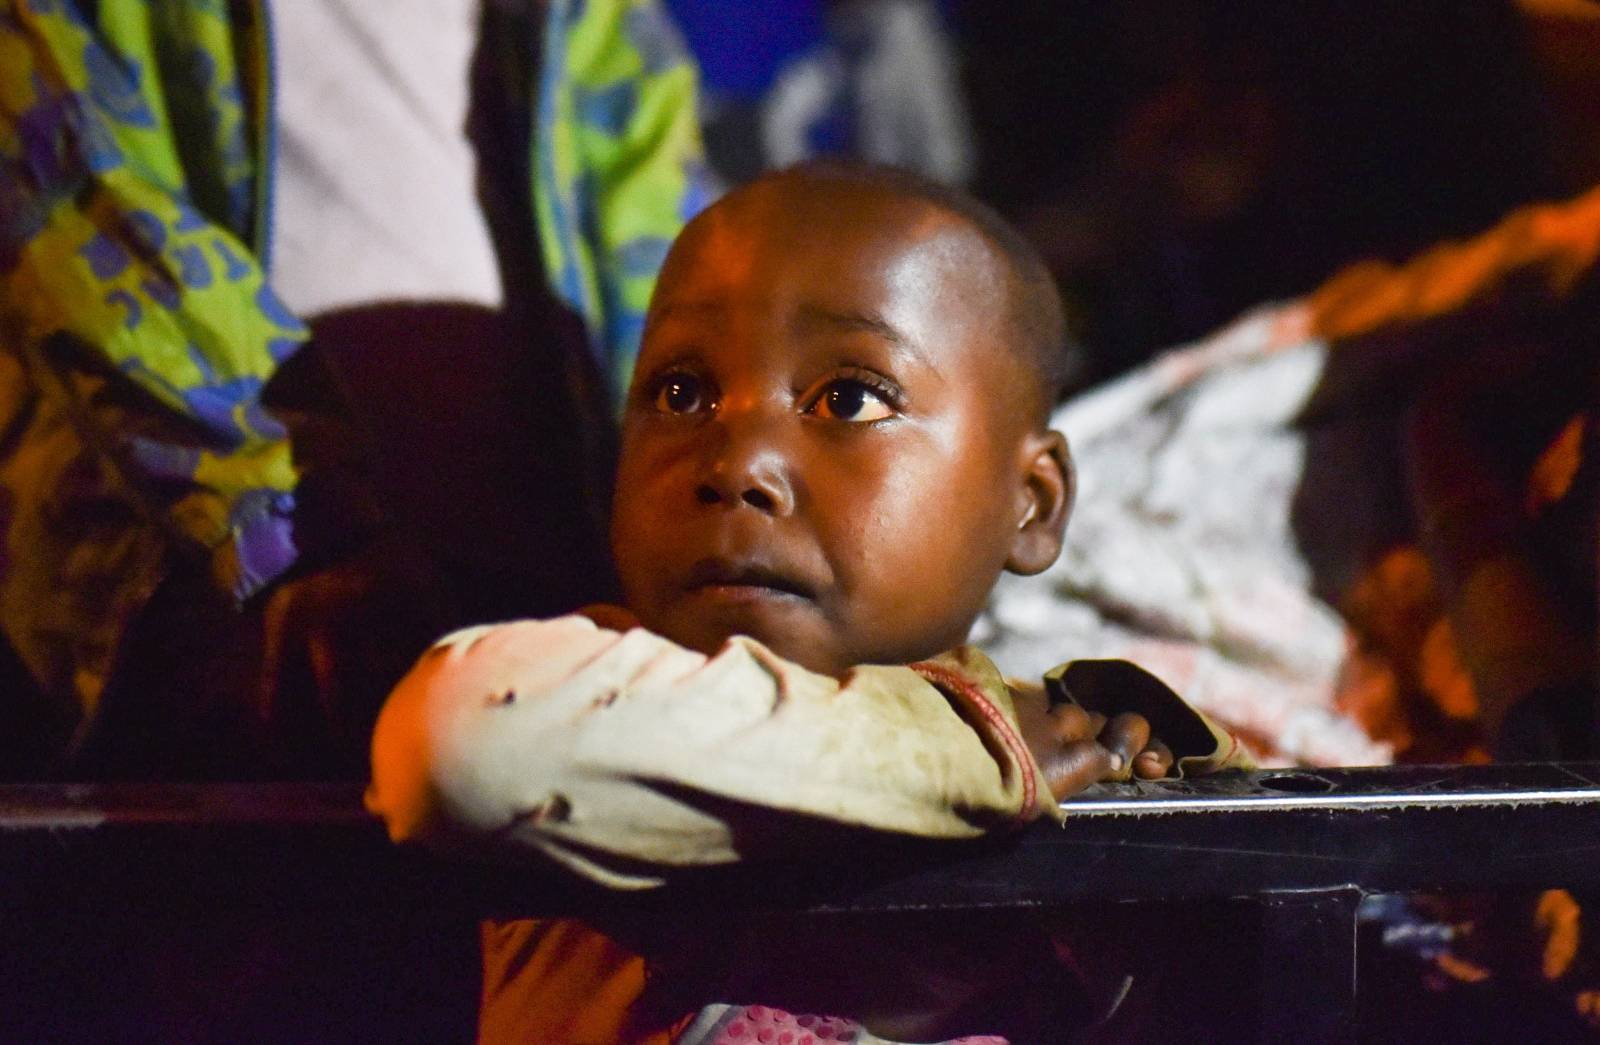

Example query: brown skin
[610,176,1170,795]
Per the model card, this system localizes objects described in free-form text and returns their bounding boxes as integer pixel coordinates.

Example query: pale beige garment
[367,616,1061,889]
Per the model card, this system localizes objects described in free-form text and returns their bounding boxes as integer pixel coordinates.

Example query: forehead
[646,179,1014,359]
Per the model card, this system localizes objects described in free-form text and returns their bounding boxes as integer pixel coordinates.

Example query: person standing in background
[668,0,973,187]
[0,0,713,779]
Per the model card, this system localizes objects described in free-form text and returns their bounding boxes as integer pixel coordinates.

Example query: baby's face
[611,181,1050,676]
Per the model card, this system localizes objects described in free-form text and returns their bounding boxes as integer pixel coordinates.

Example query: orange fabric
[1307,184,1600,341]
[478,918,685,1045]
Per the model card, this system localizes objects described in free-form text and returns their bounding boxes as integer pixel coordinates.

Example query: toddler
[369,162,1249,1043]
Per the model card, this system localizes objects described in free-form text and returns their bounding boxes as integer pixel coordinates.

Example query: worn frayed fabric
[368,614,1252,1041]
[368,617,1062,889]
[366,614,1251,889]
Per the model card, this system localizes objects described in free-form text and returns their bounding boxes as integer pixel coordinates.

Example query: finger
[1134,739,1175,779]
[1040,740,1118,800]
[1048,702,1097,743]
[1098,713,1151,777]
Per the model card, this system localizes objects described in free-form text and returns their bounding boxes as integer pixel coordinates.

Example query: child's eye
[807,378,897,423]
[653,372,710,415]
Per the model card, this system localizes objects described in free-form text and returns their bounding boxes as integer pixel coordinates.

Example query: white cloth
[270,0,504,316]
[977,307,1392,768]
[366,617,1057,889]
[763,0,974,186]
[978,182,1600,769]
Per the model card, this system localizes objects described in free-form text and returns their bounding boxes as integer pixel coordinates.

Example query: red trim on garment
[1219,731,1237,768]
[909,660,1038,828]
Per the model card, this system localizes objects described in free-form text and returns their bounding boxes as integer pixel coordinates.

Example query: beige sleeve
[366,617,1054,889]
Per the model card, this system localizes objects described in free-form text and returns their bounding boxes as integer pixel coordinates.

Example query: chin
[659,612,848,678]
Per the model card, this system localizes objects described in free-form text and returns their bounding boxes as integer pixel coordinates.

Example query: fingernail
[1108,752,1124,773]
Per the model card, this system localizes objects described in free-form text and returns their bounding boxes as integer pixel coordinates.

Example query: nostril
[695,484,720,505]
[741,488,775,511]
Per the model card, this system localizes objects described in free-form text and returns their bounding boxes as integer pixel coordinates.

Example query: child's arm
[576,608,1206,795]
[366,615,1063,889]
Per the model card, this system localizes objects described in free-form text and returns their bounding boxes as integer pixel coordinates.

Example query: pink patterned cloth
[690,1003,1007,1045]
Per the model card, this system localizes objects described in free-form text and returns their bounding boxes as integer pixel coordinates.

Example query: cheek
[608,501,649,605]
[615,425,694,511]
[826,440,999,595]
[611,437,681,589]
[896,434,1015,582]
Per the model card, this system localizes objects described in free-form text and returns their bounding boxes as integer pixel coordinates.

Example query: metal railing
[3,764,1597,1042]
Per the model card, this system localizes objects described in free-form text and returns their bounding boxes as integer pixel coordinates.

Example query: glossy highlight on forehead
[654,161,1072,421]
[646,183,1010,422]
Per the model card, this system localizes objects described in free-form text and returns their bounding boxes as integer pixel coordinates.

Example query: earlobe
[1005,429,1074,576]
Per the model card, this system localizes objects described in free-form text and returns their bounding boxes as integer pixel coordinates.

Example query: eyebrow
[649,299,725,324]
[651,300,936,371]
[796,305,932,366]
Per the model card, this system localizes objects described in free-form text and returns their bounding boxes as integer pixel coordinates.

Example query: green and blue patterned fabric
[538,0,713,403]
[0,0,708,740]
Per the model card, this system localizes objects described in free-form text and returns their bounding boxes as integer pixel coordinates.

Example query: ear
[1006,429,1074,576]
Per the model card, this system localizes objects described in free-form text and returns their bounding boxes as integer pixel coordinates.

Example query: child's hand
[1017,697,1174,800]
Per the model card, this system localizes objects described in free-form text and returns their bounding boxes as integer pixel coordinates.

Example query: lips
[683,557,817,600]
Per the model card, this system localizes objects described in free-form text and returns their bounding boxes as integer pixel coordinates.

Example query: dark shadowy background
[677,0,1600,390]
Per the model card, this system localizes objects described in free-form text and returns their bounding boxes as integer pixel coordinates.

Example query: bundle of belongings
[981,184,1600,770]
[978,183,1600,1033]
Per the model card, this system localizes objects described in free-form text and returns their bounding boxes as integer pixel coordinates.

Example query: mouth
[683,558,817,602]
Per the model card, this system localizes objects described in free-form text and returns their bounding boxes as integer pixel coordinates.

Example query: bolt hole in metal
[1258,772,1336,794]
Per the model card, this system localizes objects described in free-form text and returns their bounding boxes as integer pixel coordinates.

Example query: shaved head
[740,161,1075,421]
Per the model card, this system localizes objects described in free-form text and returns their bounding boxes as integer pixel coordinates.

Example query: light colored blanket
[981,184,1600,766]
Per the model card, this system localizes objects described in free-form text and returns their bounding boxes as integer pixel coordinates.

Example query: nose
[694,411,796,517]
